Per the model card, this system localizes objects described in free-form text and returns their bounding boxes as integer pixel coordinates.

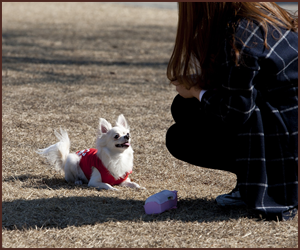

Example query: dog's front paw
[97,186,119,191]
[120,181,145,189]
[136,185,146,190]
[131,182,146,189]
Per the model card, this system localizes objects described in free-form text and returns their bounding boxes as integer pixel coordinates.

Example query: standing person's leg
[166,94,238,174]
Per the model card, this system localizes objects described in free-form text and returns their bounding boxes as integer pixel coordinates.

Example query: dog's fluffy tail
[37,128,70,173]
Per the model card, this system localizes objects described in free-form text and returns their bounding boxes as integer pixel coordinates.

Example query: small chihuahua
[37,114,144,191]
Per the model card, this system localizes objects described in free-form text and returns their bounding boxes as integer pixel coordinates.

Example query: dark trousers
[166,95,238,174]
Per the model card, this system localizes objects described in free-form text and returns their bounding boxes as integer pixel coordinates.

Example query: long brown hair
[167,2,298,89]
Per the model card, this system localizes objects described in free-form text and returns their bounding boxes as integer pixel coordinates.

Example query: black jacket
[201,18,298,219]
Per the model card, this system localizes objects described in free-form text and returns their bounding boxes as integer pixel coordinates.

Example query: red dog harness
[76,148,132,185]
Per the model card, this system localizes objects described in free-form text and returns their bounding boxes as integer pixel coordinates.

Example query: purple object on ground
[144,190,178,214]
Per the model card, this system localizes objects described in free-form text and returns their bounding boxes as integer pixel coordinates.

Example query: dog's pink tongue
[124,143,130,146]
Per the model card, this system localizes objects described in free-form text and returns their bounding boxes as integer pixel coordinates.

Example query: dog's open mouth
[116,142,130,148]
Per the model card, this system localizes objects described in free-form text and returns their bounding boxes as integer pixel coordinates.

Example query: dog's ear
[116,114,129,129]
[99,118,112,134]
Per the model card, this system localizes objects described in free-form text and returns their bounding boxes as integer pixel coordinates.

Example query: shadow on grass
[3,174,76,190]
[2,24,175,86]
[3,176,258,230]
[2,56,168,68]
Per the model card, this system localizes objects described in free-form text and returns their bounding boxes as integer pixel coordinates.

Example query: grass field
[2,2,298,248]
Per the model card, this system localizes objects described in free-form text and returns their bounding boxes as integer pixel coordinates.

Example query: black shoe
[215,186,246,207]
[282,207,298,221]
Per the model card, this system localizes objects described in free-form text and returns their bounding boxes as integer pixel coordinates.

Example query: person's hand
[171,80,202,100]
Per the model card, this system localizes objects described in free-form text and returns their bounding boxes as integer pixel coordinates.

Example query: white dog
[37,114,144,191]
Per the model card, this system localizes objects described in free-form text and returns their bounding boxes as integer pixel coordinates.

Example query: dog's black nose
[124,133,130,140]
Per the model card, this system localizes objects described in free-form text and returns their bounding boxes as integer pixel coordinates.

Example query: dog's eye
[114,134,120,139]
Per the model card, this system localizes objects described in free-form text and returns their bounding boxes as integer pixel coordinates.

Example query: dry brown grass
[2,2,298,248]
